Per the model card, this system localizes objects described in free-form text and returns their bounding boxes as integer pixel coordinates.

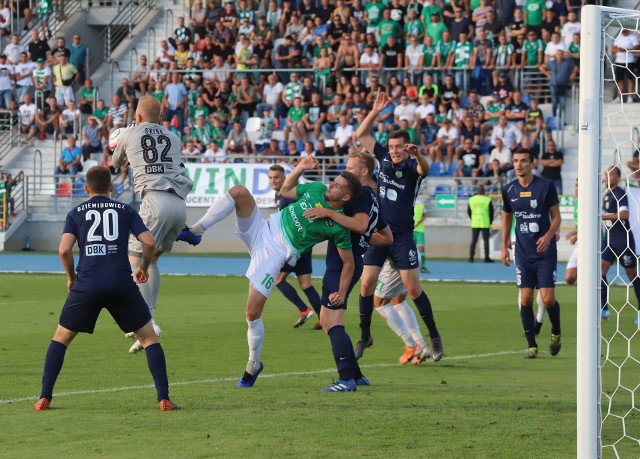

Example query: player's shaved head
[136,95,162,123]
[85,166,112,195]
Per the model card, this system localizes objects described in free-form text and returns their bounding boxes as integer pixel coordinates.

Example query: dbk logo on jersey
[86,244,106,256]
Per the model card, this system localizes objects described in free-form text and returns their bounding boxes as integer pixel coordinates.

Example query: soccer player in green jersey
[177,157,361,387]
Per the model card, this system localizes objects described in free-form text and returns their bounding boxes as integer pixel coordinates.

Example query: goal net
[579,5,640,458]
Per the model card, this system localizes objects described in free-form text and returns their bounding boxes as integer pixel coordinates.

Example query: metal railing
[33,149,43,194]
[164,9,175,45]
[1,171,25,231]
[0,112,18,164]
[86,0,158,79]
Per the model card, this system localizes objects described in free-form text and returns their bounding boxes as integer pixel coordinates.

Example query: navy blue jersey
[326,185,387,270]
[344,185,387,257]
[602,186,631,243]
[63,196,148,291]
[502,175,559,259]
[275,192,296,211]
[373,142,424,234]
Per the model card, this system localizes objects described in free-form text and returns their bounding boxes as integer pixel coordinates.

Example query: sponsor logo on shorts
[623,255,633,266]
[86,244,106,256]
[409,249,417,265]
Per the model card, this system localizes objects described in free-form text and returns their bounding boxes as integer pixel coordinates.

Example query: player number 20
[86,209,119,242]
[140,134,172,164]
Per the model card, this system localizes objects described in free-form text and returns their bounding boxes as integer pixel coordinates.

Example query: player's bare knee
[228,185,249,200]
[520,291,534,306]
[52,325,76,346]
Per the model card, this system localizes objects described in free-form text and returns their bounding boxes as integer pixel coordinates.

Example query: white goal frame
[578,5,640,458]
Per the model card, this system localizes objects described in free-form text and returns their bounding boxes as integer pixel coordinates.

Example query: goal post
[578,5,640,458]
[577,5,603,458]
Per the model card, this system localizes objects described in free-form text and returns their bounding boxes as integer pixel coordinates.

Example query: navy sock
[413,291,440,339]
[328,325,355,381]
[520,305,537,348]
[277,280,307,312]
[547,301,561,335]
[303,286,322,316]
[632,278,640,309]
[145,343,169,401]
[601,276,609,311]
[40,340,67,400]
[359,294,374,340]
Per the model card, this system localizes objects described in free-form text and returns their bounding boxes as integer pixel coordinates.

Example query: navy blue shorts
[363,231,420,270]
[321,256,364,310]
[516,256,557,289]
[59,287,151,334]
[601,240,638,268]
[281,250,313,275]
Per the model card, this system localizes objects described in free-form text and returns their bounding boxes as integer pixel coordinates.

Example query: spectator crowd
[0,0,606,194]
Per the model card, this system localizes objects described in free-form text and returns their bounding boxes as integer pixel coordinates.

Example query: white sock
[393,301,426,348]
[247,318,265,372]
[536,290,546,323]
[191,192,236,235]
[147,262,161,318]
[377,304,416,348]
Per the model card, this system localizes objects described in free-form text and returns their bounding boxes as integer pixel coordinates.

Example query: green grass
[0,274,636,458]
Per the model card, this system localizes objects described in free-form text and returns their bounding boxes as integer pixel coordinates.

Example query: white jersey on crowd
[113,121,193,199]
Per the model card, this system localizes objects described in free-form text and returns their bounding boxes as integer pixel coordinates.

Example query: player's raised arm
[302,207,369,234]
[356,91,389,155]
[404,142,430,176]
[111,129,130,169]
[279,157,319,199]
[58,233,77,291]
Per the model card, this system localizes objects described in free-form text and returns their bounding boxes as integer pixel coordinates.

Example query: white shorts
[129,191,186,254]
[237,208,290,298]
[566,246,578,270]
[375,259,407,299]
[55,85,74,106]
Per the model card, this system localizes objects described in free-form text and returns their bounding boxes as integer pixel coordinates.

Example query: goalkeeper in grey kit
[112,95,194,354]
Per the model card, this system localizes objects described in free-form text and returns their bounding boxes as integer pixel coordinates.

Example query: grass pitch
[0,273,634,458]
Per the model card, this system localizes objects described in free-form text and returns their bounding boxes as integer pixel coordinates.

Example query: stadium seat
[73,178,88,196]
[521,95,531,106]
[428,162,443,176]
[113,182,125,197]
[434,184,453,195]
[546,116,562,131]
[446,162,458,176]
[457,185,473,198]
[56,183,72,196]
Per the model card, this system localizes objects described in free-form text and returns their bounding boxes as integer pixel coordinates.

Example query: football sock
[190,191,236,235]
[601,276,609,310]
[328,325,355,381]
[40,340,67,400]
[520,305,537,348]
[349,344,363,380]
[547,301,561,335]
[413,291,440,339]
[147,261,161,317]
[277,280,307,312]
[247,318,265,369]
[376,304,415,348]
[536,290,546,324]
[359,294,374,340]
[632,277,640,307]
[303,286,323,316]
[393,301,427,347]
[144,343,169,401]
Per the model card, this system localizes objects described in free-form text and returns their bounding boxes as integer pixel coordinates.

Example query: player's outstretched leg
[375,303,418,364]
[237,286,267,388]
[129,258,161,354]
[393,301,431,364]
[35,326,77,411]
[136,321,177,410]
